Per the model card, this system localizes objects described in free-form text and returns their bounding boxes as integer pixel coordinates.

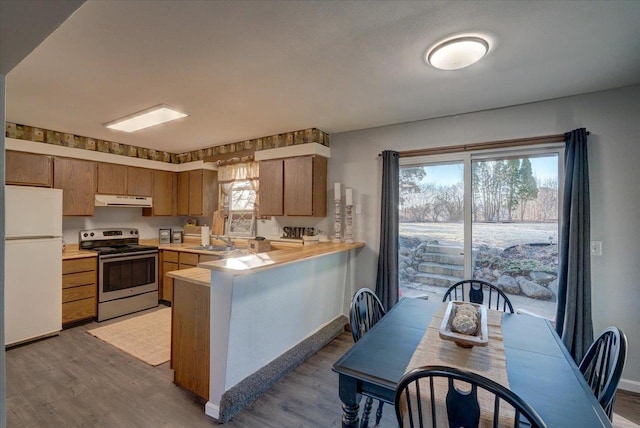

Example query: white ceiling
[5,0,640,154]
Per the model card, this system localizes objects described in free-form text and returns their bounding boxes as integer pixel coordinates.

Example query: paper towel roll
[201,226,210,246]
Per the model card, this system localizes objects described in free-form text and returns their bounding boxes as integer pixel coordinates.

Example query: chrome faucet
[213,235,234,248]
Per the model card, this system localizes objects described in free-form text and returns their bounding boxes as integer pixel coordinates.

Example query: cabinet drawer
[199,254,219,263]
[62,257,97,275]
[62,284,96,303]
[62,271,96,289]
[163,250,179,263]
[179,252,199,266]
[62,298,96,325]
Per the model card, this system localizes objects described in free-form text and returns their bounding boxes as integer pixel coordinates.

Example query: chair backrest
[349,288,386,343]
[395,365,546,428]
[442,279,514,313]
[579,326,628,419]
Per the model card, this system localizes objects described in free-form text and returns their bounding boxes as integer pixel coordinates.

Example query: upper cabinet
[176,170,218,217]
[6,151,53,187]
[143,170,176,216]
[259,159,285,216]
[259,155,327,217]
[54,157,96,216]
[126,167,153,196]
[97,163,152,196]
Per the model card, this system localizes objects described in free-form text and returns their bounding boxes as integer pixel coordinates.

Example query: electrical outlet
[590,241,602,256]
[272,227,280,237]
[356,204,362,215]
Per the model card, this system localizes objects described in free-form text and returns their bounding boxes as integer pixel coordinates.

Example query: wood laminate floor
[5,307,639,427]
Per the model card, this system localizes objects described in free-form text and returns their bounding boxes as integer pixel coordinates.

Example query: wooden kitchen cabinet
[143,170,176,216]
[126,166,153,196]
[54,157,96,216]
[97,164,153,196]
[5,150,53,187]
[258,159,284,216]
[171,278,210,400]
[160,250,218,303]
[161,251,180,303]
[62,257,97,326]
[97,163,127,195]
[259,155,327,216]
[176,170,218,217]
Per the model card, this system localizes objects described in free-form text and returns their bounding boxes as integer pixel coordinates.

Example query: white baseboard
[205,402,220,420]
[619,378,640,394]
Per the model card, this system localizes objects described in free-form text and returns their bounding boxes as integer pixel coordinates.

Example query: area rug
[87,308,171,366]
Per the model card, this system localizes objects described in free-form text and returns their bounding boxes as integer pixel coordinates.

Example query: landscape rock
[530,271,555,284]
[497,275,521,295]
[517,276,555,300]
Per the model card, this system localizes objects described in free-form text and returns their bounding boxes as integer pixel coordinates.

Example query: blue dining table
[332,297,612,427]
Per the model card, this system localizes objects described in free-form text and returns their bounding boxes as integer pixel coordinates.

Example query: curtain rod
[378,131,590,158]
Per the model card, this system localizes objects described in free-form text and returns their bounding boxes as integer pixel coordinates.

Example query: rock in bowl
[439,301,488,348]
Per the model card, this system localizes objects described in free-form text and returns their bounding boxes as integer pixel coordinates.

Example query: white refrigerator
[5,185,63,346]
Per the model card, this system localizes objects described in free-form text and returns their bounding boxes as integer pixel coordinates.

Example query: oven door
[98,251,158,302]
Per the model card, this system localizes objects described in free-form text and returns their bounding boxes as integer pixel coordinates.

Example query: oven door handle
[99,250,159,260]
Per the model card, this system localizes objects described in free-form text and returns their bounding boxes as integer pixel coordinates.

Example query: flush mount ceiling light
[105,104,188,132]
[427,36,489,71]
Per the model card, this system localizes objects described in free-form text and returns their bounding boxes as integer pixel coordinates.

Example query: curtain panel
[375,150,400,311]
[555,128,593,362]
[217,162,259,214]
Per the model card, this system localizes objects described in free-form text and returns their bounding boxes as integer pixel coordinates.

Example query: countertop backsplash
[62,207,184,244]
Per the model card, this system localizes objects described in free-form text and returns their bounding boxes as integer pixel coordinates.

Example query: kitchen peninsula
[167,241,363,422]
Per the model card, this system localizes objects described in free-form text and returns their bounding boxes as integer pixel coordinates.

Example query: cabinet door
[188,170,204,216]
[97,163,127,195]
[310,155,327,217]
[144,170,176,216]
[162,261,180,303]
[6,151,53,187]
[201,170,219,217]
[127,167,153,196]
[284,156,314,216]
[176,171,190,216]
[54,157,96,216]
[258,159,284,216]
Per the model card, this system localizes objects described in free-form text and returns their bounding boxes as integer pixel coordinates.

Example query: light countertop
[167,241,363,283]
[198,241,364,275]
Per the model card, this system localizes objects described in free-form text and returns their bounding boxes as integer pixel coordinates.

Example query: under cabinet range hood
[95,194,153,208]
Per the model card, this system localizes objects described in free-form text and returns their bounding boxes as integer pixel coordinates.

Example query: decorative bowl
[439,301,488,348]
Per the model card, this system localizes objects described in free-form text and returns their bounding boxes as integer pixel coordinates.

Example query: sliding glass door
[399,146,563,319]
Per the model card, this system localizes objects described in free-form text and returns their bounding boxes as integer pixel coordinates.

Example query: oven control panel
[80,228,139,242]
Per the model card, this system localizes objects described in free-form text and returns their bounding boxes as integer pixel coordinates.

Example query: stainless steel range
[79,228,158,321]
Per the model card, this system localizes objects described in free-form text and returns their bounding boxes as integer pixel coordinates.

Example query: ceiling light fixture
[427,36,489,71]
[105,104,188,132]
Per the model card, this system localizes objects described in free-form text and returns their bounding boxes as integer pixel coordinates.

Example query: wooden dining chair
[579,326,628,419]
[349,288,386,426]
[394,365,547,428]
[442,279,514,313]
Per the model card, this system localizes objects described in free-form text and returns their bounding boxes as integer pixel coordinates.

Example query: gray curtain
[555,128,593,362]
[375,150,399,310]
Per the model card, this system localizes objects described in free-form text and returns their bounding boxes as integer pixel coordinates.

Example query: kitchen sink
[187,245,235,252]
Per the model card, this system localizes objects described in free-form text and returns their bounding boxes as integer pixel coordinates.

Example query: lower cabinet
[161,251,180,303]
[62,257,97,326]
[171,279,210,400]
[161,251,217,303]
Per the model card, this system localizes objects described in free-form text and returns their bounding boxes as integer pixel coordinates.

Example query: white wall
[328,85,640,388]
